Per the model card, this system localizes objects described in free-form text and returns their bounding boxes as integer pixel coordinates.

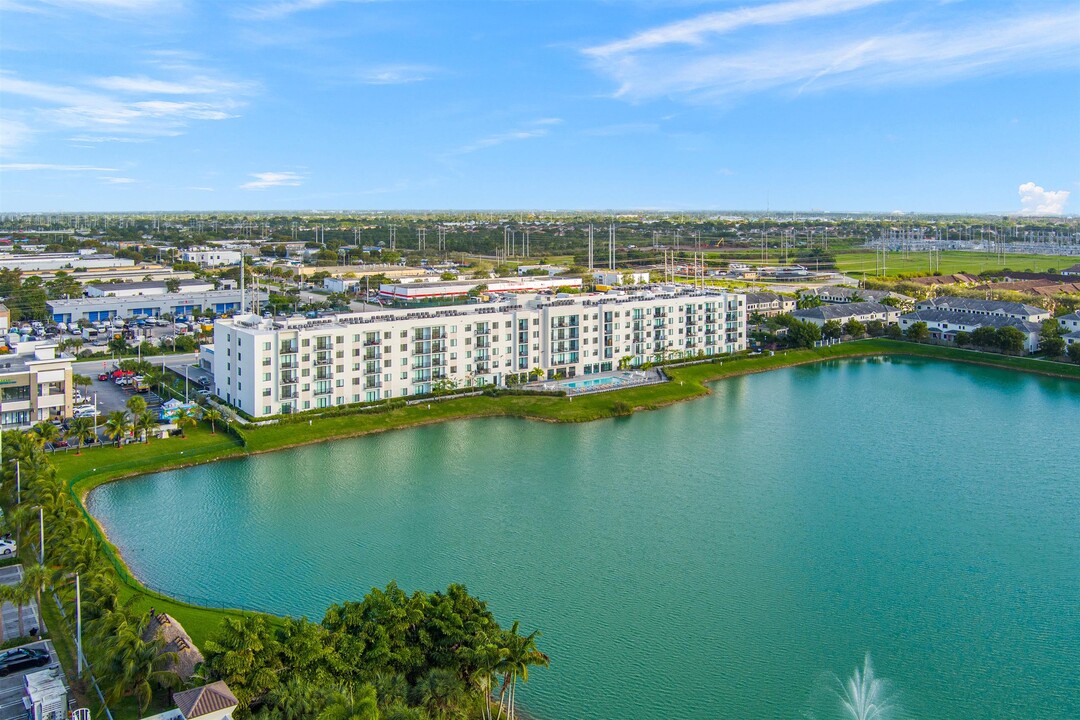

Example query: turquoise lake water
[87,357,1080,719]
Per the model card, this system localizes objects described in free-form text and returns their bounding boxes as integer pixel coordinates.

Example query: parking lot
[0,565,46,641]
[0,641,64,720]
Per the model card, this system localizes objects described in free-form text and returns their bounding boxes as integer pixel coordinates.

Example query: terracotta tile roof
[174,681,238,719]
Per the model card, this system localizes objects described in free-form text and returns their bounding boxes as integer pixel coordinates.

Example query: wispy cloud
[0,117,34,155]
[584,2,1080,103]
[446,118,562,156]
[0,163,118,171]
[0,62,254,147]
[1018,182,1069,216]
[100,176,135,184]
[581,122,659,137]
[240,171,305,190]
[4,0,181,17]
[239,0,378,21]
[352,64,440,85]
[188,186,215,192]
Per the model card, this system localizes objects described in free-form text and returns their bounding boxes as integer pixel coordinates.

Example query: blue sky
[1,0,1077,214]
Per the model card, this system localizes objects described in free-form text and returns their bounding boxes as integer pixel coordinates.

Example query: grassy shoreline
[54,339,1080,645]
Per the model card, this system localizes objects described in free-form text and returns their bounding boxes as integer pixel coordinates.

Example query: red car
[98,373,109,381]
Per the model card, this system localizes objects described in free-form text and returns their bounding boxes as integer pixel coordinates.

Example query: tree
[72,373,93,393]
[67,417,96,454]
[996,326,1027,354]
[33,422,60,447]
[865,320,885,337]
[100,623,181,714]
[19,564,48,635]
[174,407,197,438]
[1039,319,1065,357]
[126,395,147,417]
[971,326,997,349]
[953,331,971,347]
[104,411,132,447]
[165,278,182,293]
[413,669,465,720]
[320,683,381,720]
[796,294,823,309]
[905,321,930,343]
[497,622,548,720]
[821,320,843,340]
[134,411,158,443]
[108,336,128,356]
[885,324,903,339]
[1068,343,1080,364]
[787,319,822,349]
[202,615,283,711]
[843,319,866,338]
[202,407,224,434]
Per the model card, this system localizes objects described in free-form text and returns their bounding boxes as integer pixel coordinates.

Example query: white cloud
[188,186,215,192]
[1018,182,1069,216]
[99,176,135,184]
[0,117,34,154]
[446,119,563,156]
[89,74,249,95]
[352,65,439,85]
[240,171,305,190]
[585,0,889,59]
[239,0,377,21]
[585,3,1080,103]
[0,163,118,171]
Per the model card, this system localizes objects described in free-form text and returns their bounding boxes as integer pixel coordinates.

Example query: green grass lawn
[833,251,1080,278]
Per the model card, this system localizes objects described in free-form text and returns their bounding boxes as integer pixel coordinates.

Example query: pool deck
[525,369,667,395]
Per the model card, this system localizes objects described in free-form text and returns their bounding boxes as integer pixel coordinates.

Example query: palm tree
[100,624,180,714]
[497,622,548,720]
[202,407,223,434]
[134,411,158,443]
[469,641,506,720]
[9,576,34,639]
[67,417,96,454]
[104,410,132,448]
[32,422,60,447]
[19,564,48,633]
[0,585,12,645]
[318,683,381,720]
[174,407,196,438]
[413,669,465,720]
[126,394,147,417]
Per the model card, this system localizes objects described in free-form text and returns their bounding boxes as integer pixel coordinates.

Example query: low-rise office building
[85,280,214,298]
[212,287,746,418]
[0,342,73,428]
[378,276,582,304]
[791,302,899,327]
[0,251,134,272]
[744,292,796,317]
[48,289,266,323]
[180,247,243,267]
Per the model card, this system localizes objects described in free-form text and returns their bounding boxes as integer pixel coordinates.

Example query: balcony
[279,342,298,354]
[474,326,491,336]
[364,349,381,361]
[363,338,381,347]
[475,362,490,373]
[475,337,491,349]
[365,361,379,374]
[280,388,298,399]
[315,369,333,381]
[313,386,332,396]
[314,351,332,366]
[281,371,299,385]
[280,358,298,370]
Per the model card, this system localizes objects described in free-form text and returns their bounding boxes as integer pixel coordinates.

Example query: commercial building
[593,271,650,286]
[0,342,73,428]
[85,280,214,298]
[744,292,795,317]
[180,247,243,267]
[0,251,134,272]
[378,276,582,304]
[48,289,266,323]
[791,302,900,327]
[212,286,746,418]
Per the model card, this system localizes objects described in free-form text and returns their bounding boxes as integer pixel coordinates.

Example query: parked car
[98,373,110,381]
[0,648,50,676]
[0,539,15,556]
[53,439,69,448]
[73,407,100,419]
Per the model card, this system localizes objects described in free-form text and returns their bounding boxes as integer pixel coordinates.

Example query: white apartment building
[212,287,746,417]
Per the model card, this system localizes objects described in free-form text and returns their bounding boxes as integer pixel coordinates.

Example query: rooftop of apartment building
[917,296,1047,316]
[221,285,741,335]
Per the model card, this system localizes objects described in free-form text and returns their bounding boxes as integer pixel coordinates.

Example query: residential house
[1061,264,1080,276]
[799,285,914,307]
[1057,312,1080,334]
[898,310,1042,352]
[791,302,900,328]
[914,297,1050,322]
[744,292,796,317]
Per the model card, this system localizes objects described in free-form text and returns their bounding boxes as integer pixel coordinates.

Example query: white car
[0,539,16,557]
[73,407,100,418]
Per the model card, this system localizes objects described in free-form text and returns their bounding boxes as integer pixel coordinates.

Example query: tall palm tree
[66,417,96,455]
[497,622,548,720]
[134,411,158,444]
[20,564,48,632]
[104,410,132,448]
[9,576,34,639]
[201,407,223,434]
[413,669,465,720]
[32,422,60,447]
[469,641,506,720]
[0,585,12,645]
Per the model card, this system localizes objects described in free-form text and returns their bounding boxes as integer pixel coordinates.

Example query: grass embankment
[833,251,1079,277]
[53,340,1080,647]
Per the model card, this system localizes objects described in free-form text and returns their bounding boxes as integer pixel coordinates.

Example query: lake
[87,357,1080,719]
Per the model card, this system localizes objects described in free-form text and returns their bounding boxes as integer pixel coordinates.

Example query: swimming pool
[561,376,623,390]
